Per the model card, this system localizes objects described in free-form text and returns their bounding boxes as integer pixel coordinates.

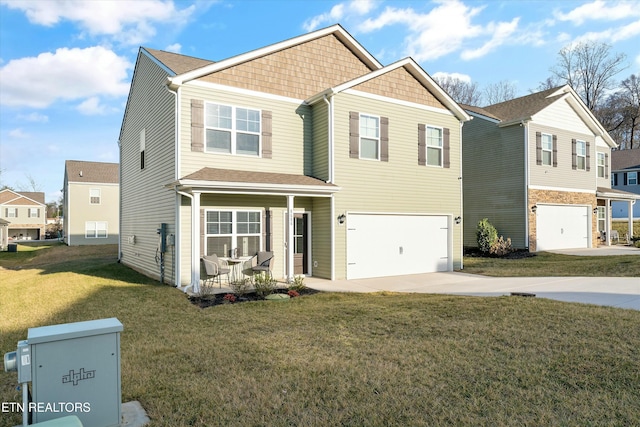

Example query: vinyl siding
[179,84,309,178]
[332,92,463,278]
[311,197,332,279]
[533,99,593,135]
[462,118,526,248]
[528,123,595,191]
[66,182,119,245]
[596,137,612,188]
[119,52,177,284]
[311,101,329,181]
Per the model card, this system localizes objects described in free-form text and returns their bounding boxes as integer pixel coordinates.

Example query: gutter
[165,84,180,287]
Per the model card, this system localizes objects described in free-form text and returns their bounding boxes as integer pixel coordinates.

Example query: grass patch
[462,251,640,276]
[1,245,639,426]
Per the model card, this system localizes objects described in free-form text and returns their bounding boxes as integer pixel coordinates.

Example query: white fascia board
[175,180,341,196]
[466,110,500,124]
[343,89,454,117]
[498,117,531,128]
[188,80,305,105]
[169,25,382,87]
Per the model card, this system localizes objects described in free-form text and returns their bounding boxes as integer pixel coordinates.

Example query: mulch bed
[464,248,537,260]
[189,288,320,308]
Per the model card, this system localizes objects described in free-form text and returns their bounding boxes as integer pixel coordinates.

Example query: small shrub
[477,218,498,253]
[195,281,216,299]
[253,273,277,298]
[288,275,307,292]
[230,277,251,297]
[223,293,236,303]
[490,236,513,256]
[288,290,300,298]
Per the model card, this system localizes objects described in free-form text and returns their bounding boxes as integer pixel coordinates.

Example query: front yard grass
[1,244,639,426]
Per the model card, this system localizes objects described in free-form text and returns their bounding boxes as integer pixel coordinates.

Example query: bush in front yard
[477,218,498,253]
[490,236,513,256]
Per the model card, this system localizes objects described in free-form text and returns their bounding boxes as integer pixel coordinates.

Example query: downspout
[117,139,121,259]
[459,121,464,270]
[165,84,180,286]
[522,121,530,248]
[324,94,336,280]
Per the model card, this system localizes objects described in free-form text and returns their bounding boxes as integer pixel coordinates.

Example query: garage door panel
[347,214,450,279]
[536,205,589,251]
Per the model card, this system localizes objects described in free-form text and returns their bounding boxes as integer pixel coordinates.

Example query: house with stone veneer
[610,149,640,221]
[118,24,470,290]
[462,85,638,251]
[63,160,120,245]
[0,189,46,244]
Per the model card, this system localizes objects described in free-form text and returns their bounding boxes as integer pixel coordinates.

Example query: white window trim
[597,152,605,178]
[426,125,444,168]
[204,209,262,257]
[204,102,262,157]
[359,113,380,161]
[90,188,101,205]
[541,133,553,166]
[629,171,638,186]
[7,207,17,218]
[28,208,38,218]
[576,140,586,170]
[85,221,108,238]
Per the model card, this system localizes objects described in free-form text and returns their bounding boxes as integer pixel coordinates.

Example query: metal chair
[251,251,274,279]
[201,254,230,287]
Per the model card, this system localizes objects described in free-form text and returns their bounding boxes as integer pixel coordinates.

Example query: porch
[596,187,639,246]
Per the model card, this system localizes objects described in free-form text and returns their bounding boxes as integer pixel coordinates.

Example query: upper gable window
[576,140,586,170]
[205,103,260,156]
[359,114,379,160]
[597,152,605,178]
[427,126,443,167]
[541,133,553,166]
[90,188,101,204]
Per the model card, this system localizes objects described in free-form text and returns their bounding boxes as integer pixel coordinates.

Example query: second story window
[597,153,605,178]
[629,172,638,186]
[6,207,17,218]
[576,140,586,170]
[28,208,39,218]
[541,133,553,166]
[359,114,379,160]
[90,189,101,204]
[205,103,260,156]
[427,126,443,167]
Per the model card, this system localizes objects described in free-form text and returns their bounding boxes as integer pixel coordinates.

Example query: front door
[293,213,308,275]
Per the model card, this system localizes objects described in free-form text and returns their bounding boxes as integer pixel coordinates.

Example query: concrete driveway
[305,272,640,310]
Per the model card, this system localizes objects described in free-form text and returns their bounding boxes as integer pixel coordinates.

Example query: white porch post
[287,195,294,282]
[191,191,201,293]
[606,198,611,246]
[629,200,634,243]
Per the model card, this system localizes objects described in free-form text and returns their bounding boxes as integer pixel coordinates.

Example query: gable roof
[168,24,382,88]
[0,189,45,205]
[143,48,214,75]
[611,149,640,170]
[65,160,119,184]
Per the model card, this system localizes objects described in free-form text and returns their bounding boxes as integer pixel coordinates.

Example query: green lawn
[1,244,639,426]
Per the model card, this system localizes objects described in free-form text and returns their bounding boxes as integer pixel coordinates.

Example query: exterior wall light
[338,214,346,224]
[593,207,598,214]
[454,216,462,224]
[531,205,537,213]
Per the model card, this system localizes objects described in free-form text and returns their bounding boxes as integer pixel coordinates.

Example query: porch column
[606,198,611,246]
[287,195,294,282]
[191,191,201,292]
[629,200,634,243]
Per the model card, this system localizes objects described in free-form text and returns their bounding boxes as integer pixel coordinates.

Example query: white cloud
[165,43,182,53]
[636,54,640,73]
[461,18,519,60]
[17,112,49,123]
[8,128,29,138]
[1,0,195,45]
[575,20,640,43]
[77,97,108,115]
[0,46,132,108]
[303,0,376,31]
[554,0,640,25]
[432,71,472,83]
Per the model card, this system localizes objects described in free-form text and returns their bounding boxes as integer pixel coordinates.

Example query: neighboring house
[118,24,470,290]
[0,218,9,250]
[0,189,46,241]
[462,85,638,251]
[63,160,119,245]
[611,149,640,219]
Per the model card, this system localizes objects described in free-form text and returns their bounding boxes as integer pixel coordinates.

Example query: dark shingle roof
[460,104,501,121]
[181,167,337,188]
[143,48,214,75]
[482,86,565,122]
[611,149,640,170]
[65,160,119,184]
[17,192,45,204]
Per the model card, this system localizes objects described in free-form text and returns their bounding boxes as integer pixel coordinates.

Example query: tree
[595,75,640,150]
[484,80,518,106]
[533,76,562,93]
[551,41,627,110]
[16,174,42,192]
[434,75,483,105]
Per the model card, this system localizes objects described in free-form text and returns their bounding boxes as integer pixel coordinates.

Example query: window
[28,208,39,218]
[576,140,586,170]
[6,207,17,218]
[205,103,260,156]
[427,126,443,166]
[90,189,101,204]
[86,221,107,238]
[140,128,145,170]
[629,172,638,186]
[541,133,553,166]
[359,114,379,160]
[597,206,606,234]
[205,210,261,257]
[597,153,605,178]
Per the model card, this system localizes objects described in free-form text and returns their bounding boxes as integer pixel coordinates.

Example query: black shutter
[586,141,591,171]
[262,209,272,251]
[552,135,558,167]
[624,173,628,186]
[605,153,609,178]
[571,139,577,170]
[349,112,359,158]
[200,209,205,257]
[535,132,542,165]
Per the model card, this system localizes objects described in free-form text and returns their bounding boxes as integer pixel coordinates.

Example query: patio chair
[251,251,274,279]
[201,254,230,287]
[610,230,620,244]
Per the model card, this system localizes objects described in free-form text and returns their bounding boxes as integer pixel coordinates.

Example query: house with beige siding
[0,189,46,242]
[63,160,119,245]
[462,85,638,251]
[118,24,470,290]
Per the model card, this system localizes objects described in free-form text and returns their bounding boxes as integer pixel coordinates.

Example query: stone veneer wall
[528,188,598,252]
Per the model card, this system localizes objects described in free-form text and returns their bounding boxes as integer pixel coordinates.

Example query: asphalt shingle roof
[143,48,214,75]
[65,160,119,184]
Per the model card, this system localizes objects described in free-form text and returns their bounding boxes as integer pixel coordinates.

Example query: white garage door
[536,205,590,251]
[346,214,450,280]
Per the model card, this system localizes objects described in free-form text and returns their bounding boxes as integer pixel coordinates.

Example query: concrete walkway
[305,272,640,310]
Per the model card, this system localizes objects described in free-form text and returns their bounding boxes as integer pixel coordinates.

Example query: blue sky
[1,0,639,204]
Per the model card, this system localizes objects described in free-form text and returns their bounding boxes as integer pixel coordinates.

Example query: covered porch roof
[168,167,340,196]
[597,187,640,202]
